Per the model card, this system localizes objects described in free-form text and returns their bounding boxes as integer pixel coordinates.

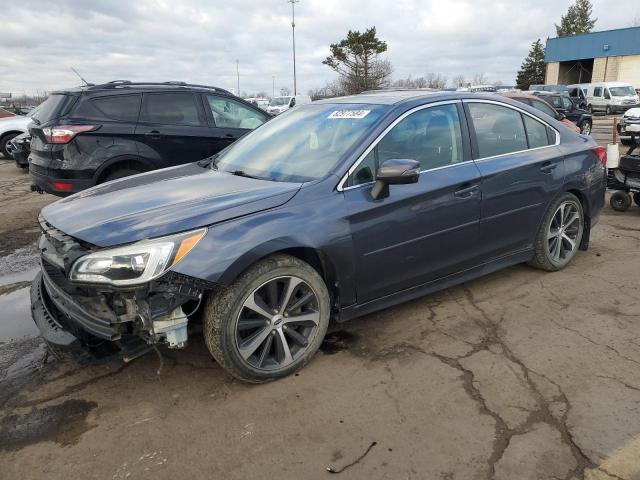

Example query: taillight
[43,125,98,144]
[591,146,607,168]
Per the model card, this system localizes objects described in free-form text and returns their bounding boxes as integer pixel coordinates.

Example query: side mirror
[371,159,420,200]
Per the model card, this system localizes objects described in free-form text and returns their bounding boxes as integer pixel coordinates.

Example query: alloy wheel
[580,122,591,135]
[234,276,320,370]
[547,201,581,262]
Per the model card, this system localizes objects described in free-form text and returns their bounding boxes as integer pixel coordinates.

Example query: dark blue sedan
[31,91,606,381]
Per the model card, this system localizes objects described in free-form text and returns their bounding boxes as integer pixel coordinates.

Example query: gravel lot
[0,147,639,479]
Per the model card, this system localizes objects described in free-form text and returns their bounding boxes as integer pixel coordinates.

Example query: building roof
[545,27,640,63]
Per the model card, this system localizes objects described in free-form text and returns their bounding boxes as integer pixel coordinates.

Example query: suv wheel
[203,254,330,382]
[529,193,584,271]
[0,133,18,159]
[579,120,592,135]
[605,106,612,116]
[587,104,593,114]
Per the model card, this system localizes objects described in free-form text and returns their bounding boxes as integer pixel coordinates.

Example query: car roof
[315,90,480,106]
[51,81,232,96]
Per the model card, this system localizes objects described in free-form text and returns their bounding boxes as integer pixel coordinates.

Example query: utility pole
[236,59,240,96]
[272,76,275,97]
[288,0,299,95]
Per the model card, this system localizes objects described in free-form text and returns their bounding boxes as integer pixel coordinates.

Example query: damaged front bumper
[30,261,212,362]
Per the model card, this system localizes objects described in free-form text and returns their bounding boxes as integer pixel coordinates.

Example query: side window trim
[337,100,469,191]
[462,99,560,163]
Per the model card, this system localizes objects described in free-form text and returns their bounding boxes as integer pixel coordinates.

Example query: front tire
[529,193,584,272]
[203,254,330,382]
[0,133,18,159]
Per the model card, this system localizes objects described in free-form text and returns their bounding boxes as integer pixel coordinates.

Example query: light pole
[272,76,275,97]
[288,0,299,95]
[236,59,240,96]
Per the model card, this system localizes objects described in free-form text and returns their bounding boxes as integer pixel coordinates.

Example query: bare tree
[451,74,466,88]
[472,72,488,85]
[425,73,447,89]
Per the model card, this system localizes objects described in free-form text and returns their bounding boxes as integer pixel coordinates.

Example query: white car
[617,107,640,146]
[0,112,35,158]
[266,95,311,115]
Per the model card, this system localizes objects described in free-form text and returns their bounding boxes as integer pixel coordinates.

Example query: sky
[1,0,639,96]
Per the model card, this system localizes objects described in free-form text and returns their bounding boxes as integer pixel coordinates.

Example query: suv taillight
[591,146,607,168]
[43,125,98,144]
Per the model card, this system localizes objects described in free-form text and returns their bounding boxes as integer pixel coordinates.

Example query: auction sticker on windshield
[328,110,371,119]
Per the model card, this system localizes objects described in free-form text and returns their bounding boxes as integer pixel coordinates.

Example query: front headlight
[70,228,206,286]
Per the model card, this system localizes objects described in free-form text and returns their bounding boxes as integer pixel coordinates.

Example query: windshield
[609,86,636,97]
[213,103,388,182]
[270,97,291,107]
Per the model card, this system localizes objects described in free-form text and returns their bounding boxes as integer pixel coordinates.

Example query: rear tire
[610,191,632,212]
[203,254,330,383]
[528,193,584,272]
[605,106,611,116]
[587,105,593,114]
[0,133,18,159]
[633,192,640,207]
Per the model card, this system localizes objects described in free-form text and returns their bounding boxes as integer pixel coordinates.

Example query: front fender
[171,187,357,306]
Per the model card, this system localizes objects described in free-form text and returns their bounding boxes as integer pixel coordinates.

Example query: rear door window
[73,94,141,122]
[468,103,528,158]
[206,95,268,130]
[140,93,202,126]
[523,115,552,149]
[593,87,603,97]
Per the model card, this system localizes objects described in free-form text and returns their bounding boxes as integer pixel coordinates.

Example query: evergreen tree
[516,39,546,90]
[555,0,597,36]
[323,27,392,94]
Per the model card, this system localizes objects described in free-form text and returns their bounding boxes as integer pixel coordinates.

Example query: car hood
[41,163,302,247]
[0,115,31,132]
[624,108,640,118]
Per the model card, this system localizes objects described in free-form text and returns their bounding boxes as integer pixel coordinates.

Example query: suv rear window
[32,94,76,123]
[140,93,202,126]
[73,94,141,122]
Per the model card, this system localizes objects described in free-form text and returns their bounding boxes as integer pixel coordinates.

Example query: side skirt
[338,248,533,322]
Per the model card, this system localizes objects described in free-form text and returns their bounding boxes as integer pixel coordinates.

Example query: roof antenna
[70,67,90,86]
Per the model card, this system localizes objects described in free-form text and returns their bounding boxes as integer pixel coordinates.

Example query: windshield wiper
[230,170,260,179]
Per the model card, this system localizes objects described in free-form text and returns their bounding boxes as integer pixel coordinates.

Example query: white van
[586,82,640,115]
[266,95,311,115]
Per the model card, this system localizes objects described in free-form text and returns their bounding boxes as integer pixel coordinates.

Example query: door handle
[454,183,479,198]
[144,130,164,140]
[540,161,557,173]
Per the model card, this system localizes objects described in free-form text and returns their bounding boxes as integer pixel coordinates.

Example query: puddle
[320,330,359,355]
[0,285,40,343]
[0,399,97,451]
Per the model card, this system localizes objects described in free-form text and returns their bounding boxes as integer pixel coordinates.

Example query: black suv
[29,81,270,196]
[533,92,592,135]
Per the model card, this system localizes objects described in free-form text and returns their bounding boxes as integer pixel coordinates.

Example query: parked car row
[29,88,606,381]
[532,82,639,115]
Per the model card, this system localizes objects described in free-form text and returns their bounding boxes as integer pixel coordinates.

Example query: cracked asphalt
[0,157,640,479]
